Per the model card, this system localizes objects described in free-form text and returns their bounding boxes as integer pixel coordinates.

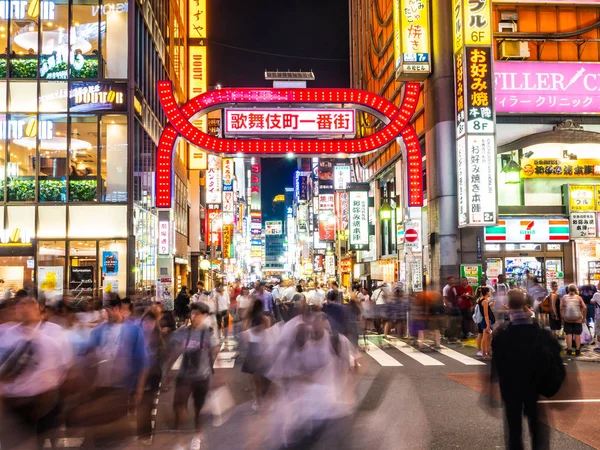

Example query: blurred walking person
[174,286,191,325]
[560,284,586,356]
[456,277,475,339]
[212,283,230,341]
[167,302,219,430]
[475,287,494,359]
[491,289,564,450]
[0,290,73,450]
[241,299,271,412]
[137,310,166,444]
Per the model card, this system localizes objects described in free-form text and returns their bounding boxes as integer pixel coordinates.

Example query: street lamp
[199,259,211,271]
[379,202,393,220]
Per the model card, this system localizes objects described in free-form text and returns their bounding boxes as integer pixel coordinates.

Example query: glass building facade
[0,0,187,302]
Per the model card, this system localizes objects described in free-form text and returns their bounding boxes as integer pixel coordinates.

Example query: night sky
[208,0,350,220]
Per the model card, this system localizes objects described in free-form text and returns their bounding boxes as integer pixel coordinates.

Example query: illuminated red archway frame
[157,81,423,208]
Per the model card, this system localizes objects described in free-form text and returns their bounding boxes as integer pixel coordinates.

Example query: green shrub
[39,179,65,202]
[10,59,37,78]
[8,179,35,201]
[69,179,97,201]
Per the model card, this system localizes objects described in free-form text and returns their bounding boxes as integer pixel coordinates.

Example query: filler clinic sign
[224,109,355,135]
[495,61,600,114]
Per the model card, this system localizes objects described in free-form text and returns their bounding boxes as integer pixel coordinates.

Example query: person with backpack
[491,289,564,450]
[474,287,494,359]
[167,302,219,430]
[547,281,562,336]
[560,284,586,356]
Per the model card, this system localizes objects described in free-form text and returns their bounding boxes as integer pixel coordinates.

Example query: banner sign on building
[189,146,207,170]
[318,194,335,212]
[453,0,496,228]
[188,45,207,134]
[222,224,233,258]
[396,0,431,80]
[314,254,324,273]
[348,184,370,251]
[567,185,597,212]
[334,165,351,190]
[336,192,349,231]
[570,213,597,239]
[224,109,355,135]
[465,47,494,134]
[393,0,402,73]
[319,213,336,242]
[158,221,170,255]
[522,159,600,179]
[222,158,234,191]
[222,191,234,213]
[495,61,600,114]
[318,159,334,194]
[251,159,261,210]
[484,218,570,243]
[189,0,206,39]
[325,254,335,277]
[265,221,283,235]
[206,154,222,204]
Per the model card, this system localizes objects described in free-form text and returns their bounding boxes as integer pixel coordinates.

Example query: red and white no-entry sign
[405,228,419,243]
[404,220,421,251]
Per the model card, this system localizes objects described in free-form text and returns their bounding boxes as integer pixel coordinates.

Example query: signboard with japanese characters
[206,209,221,251]
[250,160,261,210]
[457,137,469,227]
[222,158,234,192]
[189,146,207,170]
[206,154,222,204]
[189,0,206,39]
[463,0,492,46]
[522,159,600,178]
[318,159,335,194]
[336,192,349,231]
[466,135,496,225]
[265,221,283,235]
[465,47,494,134]
[411,258,423,293]
[325,254,335,277]
[568,185,596,213]
[570,213,597,239]
[224,109,355,135]
[295,171,310,202]
[393,0,402,72]
[397,0,431,80]
[222,191,234,213]
[453,0,496,228]
[188,45,207,135]
[494,61,600,114]
[348,184,370,251]
[158,220,170,255]
[318,194,335,212]
[319,213,336,242]
[334,165,351,190]
[454,52,466,138]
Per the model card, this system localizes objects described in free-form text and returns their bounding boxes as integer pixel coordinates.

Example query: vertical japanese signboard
[397,0,431,80]
[453,0,496,227]
[348,183,370,251]
[393,0,402,73]
[222,224,234,258]
[222,158,234,192]
[158,220,170,255]
[251,159,262,211]
[206,154,222,204]
[188,0,206,164]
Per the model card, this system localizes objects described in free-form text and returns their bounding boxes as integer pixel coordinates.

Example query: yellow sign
[521,158,600,178]
[569,185,595,212]
[393,0,402,72]
[452,0,464,54]
[463,0,492,46]
[398,0,430,79]
[189,146,207,170]
[188,45,207,134]
[222,224,233,259]
[189,0,206,39]
[273,194,285,203]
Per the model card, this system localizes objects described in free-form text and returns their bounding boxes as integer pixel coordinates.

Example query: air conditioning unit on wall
[499,41,531,60]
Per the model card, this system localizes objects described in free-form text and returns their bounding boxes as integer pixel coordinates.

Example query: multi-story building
[349,0,600,290]
[0,0,189,301]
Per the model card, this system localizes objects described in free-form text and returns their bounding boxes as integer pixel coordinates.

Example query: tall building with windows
[0,0,188,301]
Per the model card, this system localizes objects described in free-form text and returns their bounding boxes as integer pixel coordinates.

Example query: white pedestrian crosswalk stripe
[435,345,486,366]
[360,337,486,368]
[364,341,403,366]
[384,339,444,366]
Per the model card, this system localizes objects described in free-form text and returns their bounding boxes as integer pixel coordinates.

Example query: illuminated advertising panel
[222,224,233,258]
[69,82,127,112]
[334,165,351,190]
[393,0,402,72]
[206,154,221,204]
[224,109,355,135]
[251,160,261,210]
[265,221,283,235]
[462,0,492,46]
[465,47,494,134]
[189,0,206,39]
[222,158,234,191]
[189,45,207,134]
[397,0,431,80]
[348,184,369,251]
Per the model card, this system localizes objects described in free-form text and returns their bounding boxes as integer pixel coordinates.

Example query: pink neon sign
[495,61,600,114]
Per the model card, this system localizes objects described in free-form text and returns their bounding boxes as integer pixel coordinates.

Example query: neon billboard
[156,81,423,208]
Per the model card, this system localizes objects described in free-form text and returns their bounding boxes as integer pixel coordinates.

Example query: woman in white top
[236,286,252,327]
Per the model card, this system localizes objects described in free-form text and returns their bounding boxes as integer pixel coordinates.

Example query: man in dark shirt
[492,289,559,450]
[326,282,344,304]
